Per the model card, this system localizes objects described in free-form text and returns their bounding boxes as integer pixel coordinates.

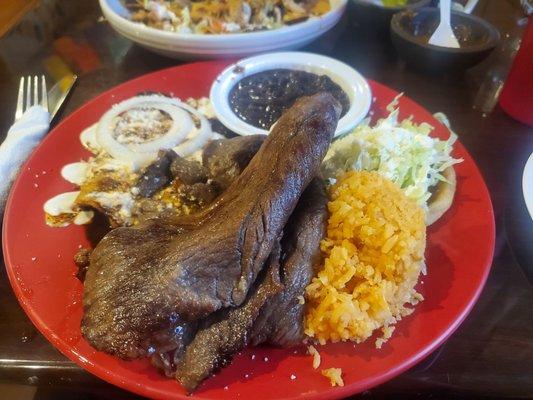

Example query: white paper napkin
[0,106,50,214]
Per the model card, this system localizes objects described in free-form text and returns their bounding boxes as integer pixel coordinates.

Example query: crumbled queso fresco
[112,108,173,145]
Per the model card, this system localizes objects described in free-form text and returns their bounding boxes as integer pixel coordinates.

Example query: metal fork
[15,75,48,122]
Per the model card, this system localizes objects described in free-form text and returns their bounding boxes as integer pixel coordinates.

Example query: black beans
[229,69,350,130]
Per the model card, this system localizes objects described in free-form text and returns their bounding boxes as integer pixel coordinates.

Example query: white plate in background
[100,0,347,59]
[210,52,372,137]
[523,152,533,220]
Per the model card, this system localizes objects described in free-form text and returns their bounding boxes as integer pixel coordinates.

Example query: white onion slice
[95,96,194,169]
[172,102,213,157]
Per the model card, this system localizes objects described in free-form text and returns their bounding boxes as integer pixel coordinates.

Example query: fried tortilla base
[427,167,456,226]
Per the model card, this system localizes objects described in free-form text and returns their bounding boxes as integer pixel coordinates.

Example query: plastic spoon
[451,0,479,13]
[428,0,460,48]
[463,0,479,14]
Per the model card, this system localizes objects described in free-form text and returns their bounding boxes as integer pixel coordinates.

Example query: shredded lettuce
[322,98,463,210]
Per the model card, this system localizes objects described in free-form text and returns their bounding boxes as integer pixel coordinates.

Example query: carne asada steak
[82,93,340,360]
[174,179,328,392]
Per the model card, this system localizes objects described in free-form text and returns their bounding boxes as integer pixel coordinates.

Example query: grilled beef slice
[137,135,265,199]
[174,179,327,392]
[202,135,265,190]
[175,135,266,204]
[251,178,327,347]
[136,150,176,198]
[74,248,92,282]
[137,135,266,207]
[81,94,341,359]
[176,243,283,392]
[169,156,208,185]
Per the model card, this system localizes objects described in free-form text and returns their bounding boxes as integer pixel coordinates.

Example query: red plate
[2,61,495,400]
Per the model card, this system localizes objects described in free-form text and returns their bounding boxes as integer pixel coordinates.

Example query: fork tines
[16,75,48,121]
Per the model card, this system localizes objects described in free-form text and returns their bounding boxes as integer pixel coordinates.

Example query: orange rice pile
[305,171,426,347]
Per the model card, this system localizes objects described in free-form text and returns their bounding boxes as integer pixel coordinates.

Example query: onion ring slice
[172,102,214,157]
[95,96,193,169]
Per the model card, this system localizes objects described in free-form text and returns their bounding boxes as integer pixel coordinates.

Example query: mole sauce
[229,69,350,130]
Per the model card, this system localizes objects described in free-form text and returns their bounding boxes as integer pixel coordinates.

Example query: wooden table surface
[0,0,39,38]
[0,0,532,399]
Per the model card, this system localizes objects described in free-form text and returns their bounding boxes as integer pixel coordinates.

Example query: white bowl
[523,152,533,221]
[209,52,372,137]
[99,0,347,59]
